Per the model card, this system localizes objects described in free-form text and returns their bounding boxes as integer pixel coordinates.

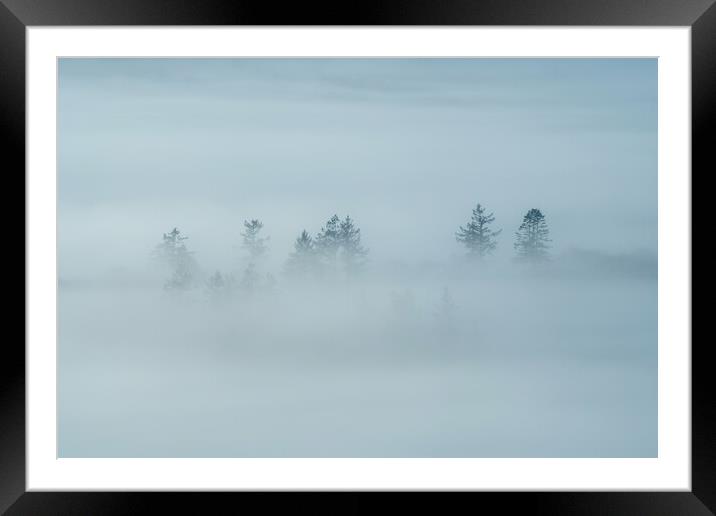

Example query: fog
[58,58,657,457]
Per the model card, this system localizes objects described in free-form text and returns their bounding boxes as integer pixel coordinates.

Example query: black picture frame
[3,1,707,514]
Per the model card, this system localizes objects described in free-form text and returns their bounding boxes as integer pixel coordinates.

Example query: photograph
[57,57,658,459]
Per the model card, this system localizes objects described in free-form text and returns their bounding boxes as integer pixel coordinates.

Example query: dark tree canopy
[315,214,342,261]
[338,215,368,274]
[455,203,502,259]
[514,208,551,263]
[292,230,314,256]
[285,230,321,278]
[315,214,369,275]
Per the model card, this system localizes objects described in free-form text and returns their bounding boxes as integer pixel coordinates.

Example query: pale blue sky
[58,58,657,275]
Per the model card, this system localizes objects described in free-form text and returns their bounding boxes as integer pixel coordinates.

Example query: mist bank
[58,251,656,458]
[59,246,657,289]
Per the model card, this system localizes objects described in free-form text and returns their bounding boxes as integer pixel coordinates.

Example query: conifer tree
[455,203,501,259]
[314,214,369,276]
[514,208,551,263]
[315,214,341,262]
[338,215,368,274]
[285,230,321,278]
[155,227,197,290]
[241,219,269,263]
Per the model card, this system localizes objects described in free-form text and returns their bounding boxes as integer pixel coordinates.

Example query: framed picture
[6,1,706,514]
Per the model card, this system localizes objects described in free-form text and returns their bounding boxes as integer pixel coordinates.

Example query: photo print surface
[58,58,657,457]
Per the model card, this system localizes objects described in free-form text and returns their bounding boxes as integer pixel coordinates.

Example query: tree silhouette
[455,203,502,259]
[241,219,269,263]
[154,227,197,290]
[338,215,368,275]
[285,230,321,279]
[514,208,551,263]
[315,214,342,263]
[155,227,187,267]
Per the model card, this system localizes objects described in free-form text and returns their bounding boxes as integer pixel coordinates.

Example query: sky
[58,58,657,277]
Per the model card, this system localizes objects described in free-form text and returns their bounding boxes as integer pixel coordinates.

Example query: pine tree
[154,227,197,290]
[241,219,269,263]
[455,203,501,259]
[315,214,368,276]
[155,227,188,268]
[514,208,551,263]
[315,214,341,262]
[338,215,368,275]
[285,230,321,278]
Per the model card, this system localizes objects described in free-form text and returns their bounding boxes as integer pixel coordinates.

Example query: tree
[455,203,502,259]
[154,227,197,290]
[514,208,551,263]
[314,214,341,262]
[155,227,188,268]
[241,219,269,263]
[338,215,368,274]
[315,214,368,276]
[284,230,321,278]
